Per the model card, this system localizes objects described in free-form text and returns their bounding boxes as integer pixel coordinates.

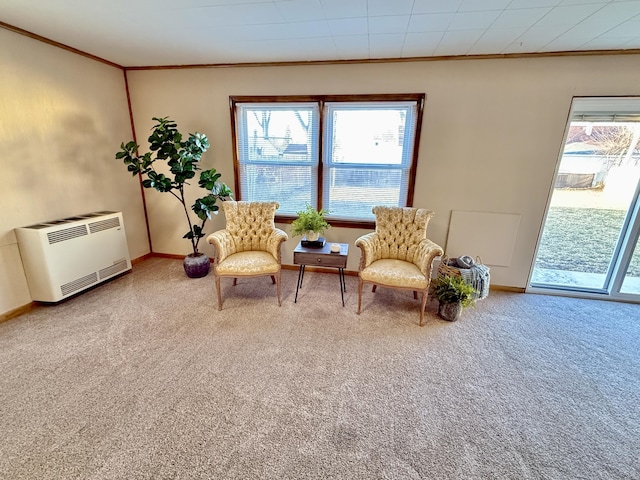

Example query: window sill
[275,215,374,230]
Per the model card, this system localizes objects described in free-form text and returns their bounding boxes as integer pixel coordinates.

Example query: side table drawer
[294,251,347,268]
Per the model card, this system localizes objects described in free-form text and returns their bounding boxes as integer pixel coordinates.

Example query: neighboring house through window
[230,94,424,227]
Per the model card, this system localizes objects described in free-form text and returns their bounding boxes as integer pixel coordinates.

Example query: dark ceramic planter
[438,301,462,322]
[183,253,211,278]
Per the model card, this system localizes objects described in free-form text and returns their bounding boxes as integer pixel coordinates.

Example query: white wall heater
[15,211,132,302]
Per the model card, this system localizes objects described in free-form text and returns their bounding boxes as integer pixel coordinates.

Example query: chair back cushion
[373,206,434,263]
[222,201,279,253]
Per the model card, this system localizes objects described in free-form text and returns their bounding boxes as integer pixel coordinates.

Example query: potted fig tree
[115,117,232,278]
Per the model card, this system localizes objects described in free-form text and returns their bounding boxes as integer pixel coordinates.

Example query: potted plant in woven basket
[432,274,476,322]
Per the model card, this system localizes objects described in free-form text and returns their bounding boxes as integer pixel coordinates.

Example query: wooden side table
[293,241,349,306]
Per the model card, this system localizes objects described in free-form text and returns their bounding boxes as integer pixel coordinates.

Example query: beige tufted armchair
[206,201,288,310]
[355,206,444,326]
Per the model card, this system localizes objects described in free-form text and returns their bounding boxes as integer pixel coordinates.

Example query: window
[230,94,424,226]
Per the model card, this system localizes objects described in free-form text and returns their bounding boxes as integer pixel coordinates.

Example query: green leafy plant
[115,117,232,255]
[290,204,331,237]
[432,275,476,308]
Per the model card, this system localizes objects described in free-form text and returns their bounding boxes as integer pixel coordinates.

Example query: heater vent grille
[47,225,88,244]
[60,272,98,297]
[99,260,128,280]
[89,217,120,234]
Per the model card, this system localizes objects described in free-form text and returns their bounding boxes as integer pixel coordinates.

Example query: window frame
[229,93,425,229]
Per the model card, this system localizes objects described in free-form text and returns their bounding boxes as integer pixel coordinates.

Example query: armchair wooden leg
[419,291,428,326]
[233,278,238,286]
[357,277,363,314]
[413,291,418,300]
[372,285,377,293]
[215,275,223,311]
[270,275,276,284]
[276,271,282,306]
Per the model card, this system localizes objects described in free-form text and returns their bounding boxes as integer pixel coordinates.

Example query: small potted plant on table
[290,204,330,243]
[432,274,476,321]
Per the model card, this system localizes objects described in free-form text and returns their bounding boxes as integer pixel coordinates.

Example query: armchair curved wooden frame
[206,201,288,310]
[355,206,444,326]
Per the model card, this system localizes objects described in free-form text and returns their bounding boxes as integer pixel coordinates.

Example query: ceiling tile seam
[553,2,611,51]
[430,7,459,55]
[498,6,568,54]
[398,0,417,56]
[467,7,513,55]
[572,5,639,48]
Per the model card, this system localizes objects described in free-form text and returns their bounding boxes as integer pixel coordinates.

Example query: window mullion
[317,99,325,211]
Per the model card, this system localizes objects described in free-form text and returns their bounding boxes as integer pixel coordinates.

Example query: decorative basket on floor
[437,256,490,300]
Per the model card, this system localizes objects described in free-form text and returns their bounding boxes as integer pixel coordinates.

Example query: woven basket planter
[437,256,490,300]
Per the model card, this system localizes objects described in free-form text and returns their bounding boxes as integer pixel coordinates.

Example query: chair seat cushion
[216,251,279,276]
[360,259,428,289]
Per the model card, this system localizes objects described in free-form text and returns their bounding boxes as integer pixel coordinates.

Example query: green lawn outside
[536,207,640,277]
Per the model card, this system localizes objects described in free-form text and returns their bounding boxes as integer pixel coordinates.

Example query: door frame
[526,96,640,303]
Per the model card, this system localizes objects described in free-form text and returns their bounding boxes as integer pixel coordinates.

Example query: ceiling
[2,0,640,68]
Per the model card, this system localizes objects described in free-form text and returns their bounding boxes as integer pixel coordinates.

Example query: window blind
[235,102,320,216]
[571,97,640,122]
[322,101,418,221]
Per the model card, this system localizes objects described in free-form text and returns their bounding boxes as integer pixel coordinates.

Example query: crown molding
[3,20,640,72]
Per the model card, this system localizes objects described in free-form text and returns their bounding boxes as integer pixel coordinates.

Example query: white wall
[126,54,640,289]
[3,29,639,317]
[0,28,149,315]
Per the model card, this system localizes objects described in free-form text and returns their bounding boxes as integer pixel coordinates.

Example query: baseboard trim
[1,259,524,322]
[149,252,213,262]
[151,252,186,260]
[1,255,149,322]
[145,255,356,274]
[0,302,37,324]
[137,258,526,288]
[490,285,526,293]
[132,253,153,265]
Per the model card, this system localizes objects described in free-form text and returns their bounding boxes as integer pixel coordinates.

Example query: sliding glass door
[530,97,640,300]
[620,237,640,294]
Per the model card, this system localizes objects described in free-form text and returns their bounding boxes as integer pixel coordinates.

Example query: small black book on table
[301,237,326,248]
